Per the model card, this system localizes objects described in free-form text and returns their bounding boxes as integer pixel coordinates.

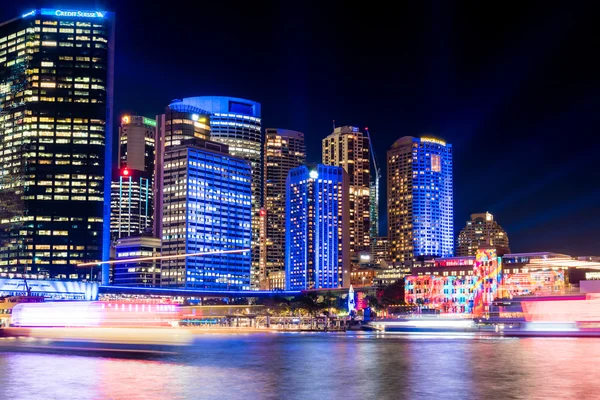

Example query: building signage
[143,117,157,127]
[41,9,106,18]
[22,10,36,18]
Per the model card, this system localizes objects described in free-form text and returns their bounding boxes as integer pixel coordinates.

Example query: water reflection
[1,334,600,400]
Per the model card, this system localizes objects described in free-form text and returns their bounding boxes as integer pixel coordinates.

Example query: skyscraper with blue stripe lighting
[285,165,350,290]
[387,136,453,263]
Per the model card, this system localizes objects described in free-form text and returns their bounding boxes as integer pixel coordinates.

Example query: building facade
[161,139,252,290]
[285,165,350,290]
[322,126,370,266]
[371,236,391,265]
[167,97,262,289]
[387,136,453,263]
[154,105,211,238]
[113,235,161,286]
[456,212,510,256]
[110,115,156,241]
[261,128,306,287]
[0,9,114,281]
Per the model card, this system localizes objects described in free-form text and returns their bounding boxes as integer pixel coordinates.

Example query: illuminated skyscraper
[167,96,262,289]
[261,128,305,288]
[0,9,114,281]
[110,115,156,241]
[154,105,211,238]
[387,136,453,263]
[285,165,350,290]
[457,212,510,256]
[161,138,252,290]
[322,126,370,267]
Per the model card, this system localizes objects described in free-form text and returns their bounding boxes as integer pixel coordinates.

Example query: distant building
[110,115,156,242]
[456,212,510,256]
[167,97,263,289]
[387,136,453,263]
[371,236,391,265]
[285,165,350,290]
[114,236,161,287]
[161,138,252,290]
[323,126,371,266]
[262,128,306,288]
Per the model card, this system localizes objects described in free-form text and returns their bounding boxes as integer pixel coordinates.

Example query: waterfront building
[0,9,115,282]
[110,115,156,241]
[403,250,592,316]
[387,136,453,263]
[322,126,371,267]
[113,235,160,286]
[261,128,306,288]
[167,97,262,289]
[161,138,252,290]
[154,104,211,237]
[285,165,350,290]
[456,212,510,256]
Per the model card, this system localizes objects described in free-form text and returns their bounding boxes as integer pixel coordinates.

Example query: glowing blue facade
[387,137,454,262]
[168,97,263,289]
[161,141,252,290]
[285,165,349,290]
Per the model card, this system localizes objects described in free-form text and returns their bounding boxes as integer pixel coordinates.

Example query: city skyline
[0,2,598,258]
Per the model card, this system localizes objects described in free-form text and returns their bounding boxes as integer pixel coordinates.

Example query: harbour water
[1,332,599,400]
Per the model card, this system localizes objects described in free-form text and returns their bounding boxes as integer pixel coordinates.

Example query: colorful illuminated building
[161,138,252,290]
[404,250,578,315]
[0,9,115,282]
[166,97,263,289]
[285,165,350,290]
[387,136,453,263]
[323,126,371,267]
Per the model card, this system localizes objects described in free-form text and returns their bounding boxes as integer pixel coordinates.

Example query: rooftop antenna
[333,120,336,130]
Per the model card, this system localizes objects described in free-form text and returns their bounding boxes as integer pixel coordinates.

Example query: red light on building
[122,168,130,176]
[259,209,266,217]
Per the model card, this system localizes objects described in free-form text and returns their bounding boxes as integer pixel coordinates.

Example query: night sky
[3,1,599,255]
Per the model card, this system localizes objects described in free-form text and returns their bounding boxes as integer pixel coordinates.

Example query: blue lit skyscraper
[387,136,453,263]
[168,96,263,289]
[161,138,252,290]
[285,165,350,290]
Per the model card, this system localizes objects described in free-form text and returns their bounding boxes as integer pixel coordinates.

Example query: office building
[110,115,156,241]
[285,164,349,290]
[371,236,391,265]
[456,212,510,256]
[365,127,380,239]
[161,138,252,290]
[167,96,262,289]
[387,136,453,263]
[322,126,370,266]
[0,9,115,281]
[154,104,211,237]
[261,128,306,287]
[113,235,160,286]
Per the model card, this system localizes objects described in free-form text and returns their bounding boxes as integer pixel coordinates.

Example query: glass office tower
[261,128,305,288]
[322,126,371,267]
[161,139,252,290]
[285,164,349,290]
[0,9,114,281]
[110,115,156,242]
[167,96,262,289]
[387,136,453,263]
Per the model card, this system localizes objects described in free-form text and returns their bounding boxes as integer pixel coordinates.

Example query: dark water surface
[1,333,600,400]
